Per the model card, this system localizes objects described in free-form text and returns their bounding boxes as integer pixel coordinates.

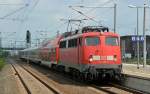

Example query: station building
[120,35,150,59]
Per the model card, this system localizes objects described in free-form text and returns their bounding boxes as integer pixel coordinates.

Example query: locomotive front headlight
[89,58,93,62]
[114,55,117,61]
[89,55,93,62]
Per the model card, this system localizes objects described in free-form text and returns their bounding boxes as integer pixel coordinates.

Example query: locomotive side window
[79,38,82,46]
[59,41,66,48]
[85,37,99,46]
[68,40,72,47]
[105,37,118,46]
[68,38,77,48]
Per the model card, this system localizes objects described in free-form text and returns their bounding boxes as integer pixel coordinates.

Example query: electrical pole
[143,3,147,68]
[114,3,117,33]
[137,8,140,69]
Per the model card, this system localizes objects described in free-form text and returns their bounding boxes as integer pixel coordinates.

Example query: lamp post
[143,0,149,68]
[128,3,149,68]
[128,5,140,69]
[143,2,148,68]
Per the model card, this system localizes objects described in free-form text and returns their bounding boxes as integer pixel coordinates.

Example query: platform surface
[123,63,150,78]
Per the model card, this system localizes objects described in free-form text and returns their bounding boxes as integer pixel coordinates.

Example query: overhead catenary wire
[0,1,30,48]
[29,0,114,38]
[0,4,28,19]
[50,0,114,35]
[0,1,29,21]
[16,0,40,44]
[70,0,117,32]
[72,0,113,19]
[0,17,25,21]
[72,0,115,27]
[0,0,41,48]
[23,0,40,21]
[69,7,99,23]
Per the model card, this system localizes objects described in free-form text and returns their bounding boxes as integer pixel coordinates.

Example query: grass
[0,58,5,70]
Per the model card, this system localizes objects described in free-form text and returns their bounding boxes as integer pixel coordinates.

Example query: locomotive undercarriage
[57,64,123,82]
[83,69,122,81]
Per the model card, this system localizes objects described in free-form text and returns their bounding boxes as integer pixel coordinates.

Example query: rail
[11,63,60,94]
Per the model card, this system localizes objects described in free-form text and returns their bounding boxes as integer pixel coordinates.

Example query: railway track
[91,83,143,94]
[13,59,145,94]
[122,74,150,93]
[11,64,31,94]
[11,63,60,94]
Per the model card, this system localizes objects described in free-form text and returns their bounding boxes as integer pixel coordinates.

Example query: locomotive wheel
[113,73,122,82]
[79,73,85,82]
[72,71,76,80]
[76,71,80,81]
[87,73,93,82]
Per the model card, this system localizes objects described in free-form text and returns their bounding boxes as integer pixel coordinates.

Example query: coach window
[59,41,66,48]
[85,37,99,46]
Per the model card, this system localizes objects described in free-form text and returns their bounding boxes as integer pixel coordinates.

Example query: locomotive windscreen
[105,37,118,46]
[85,37,99,46]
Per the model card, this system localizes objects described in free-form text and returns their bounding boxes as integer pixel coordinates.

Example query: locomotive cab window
[105,37,119,46]
[79,38,82,46]
[85,37,99,46]
[68,38,77,48]
[59,41,66,48]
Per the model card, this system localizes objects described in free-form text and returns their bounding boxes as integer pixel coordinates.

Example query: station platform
[122,63,150,78]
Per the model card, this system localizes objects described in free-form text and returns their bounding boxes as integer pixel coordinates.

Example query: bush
[0,58,5,70]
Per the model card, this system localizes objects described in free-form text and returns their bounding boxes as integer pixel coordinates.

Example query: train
[19,26,122,81]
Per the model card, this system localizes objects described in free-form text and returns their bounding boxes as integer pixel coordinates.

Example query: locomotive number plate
[93,55,100,60]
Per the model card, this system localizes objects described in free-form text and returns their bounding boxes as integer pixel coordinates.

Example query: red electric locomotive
[58,26,122,80]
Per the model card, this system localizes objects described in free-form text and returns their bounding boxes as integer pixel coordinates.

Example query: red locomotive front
[59,26,122,80]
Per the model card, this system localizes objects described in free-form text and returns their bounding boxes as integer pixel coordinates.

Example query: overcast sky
[0,0,149,47]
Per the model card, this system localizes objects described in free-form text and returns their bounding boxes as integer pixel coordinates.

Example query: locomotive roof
[61,26,118,38]
[60,31,119,41]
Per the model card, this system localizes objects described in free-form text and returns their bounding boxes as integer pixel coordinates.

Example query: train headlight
[114,55,117,61]
[89,58,93,62]
[89,55,93,62]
